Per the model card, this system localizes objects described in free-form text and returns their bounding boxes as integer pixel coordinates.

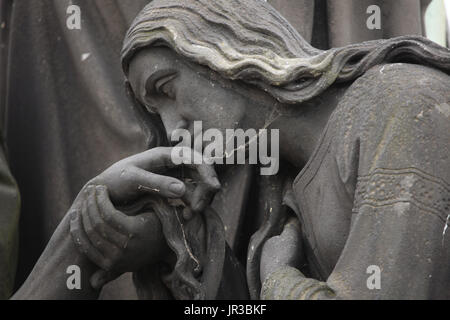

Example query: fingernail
[169,183,185,196]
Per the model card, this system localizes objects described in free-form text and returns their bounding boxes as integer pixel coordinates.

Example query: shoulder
[359,62,450,84]
[335,62,450,141]
[330,63,450,180]
[330,63,450,137]
[344,62,450,113]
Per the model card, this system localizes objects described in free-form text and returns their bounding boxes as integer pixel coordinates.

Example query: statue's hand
[70,185,170,289]
[88,146,221,213]
[260,217,303,284]
[68,147,221,290]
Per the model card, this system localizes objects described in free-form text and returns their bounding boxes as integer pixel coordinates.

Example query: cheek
[207,104,242,129]
[158,105,185,134]
[177,85,245,129]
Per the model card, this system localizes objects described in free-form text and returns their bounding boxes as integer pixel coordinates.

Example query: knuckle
[83,183,95,192]
[119,167,133,178]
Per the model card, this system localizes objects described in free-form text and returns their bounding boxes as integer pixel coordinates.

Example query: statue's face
[128,47,269,144]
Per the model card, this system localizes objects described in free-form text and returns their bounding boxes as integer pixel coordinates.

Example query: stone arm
[262,171,450,300]
[262,155,450,299]
[12,147,220,300]
[11,191,101,300]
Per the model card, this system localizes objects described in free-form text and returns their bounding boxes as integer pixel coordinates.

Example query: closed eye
[145,69,178,96]
[142,69,178,112]
[155,73,177,97]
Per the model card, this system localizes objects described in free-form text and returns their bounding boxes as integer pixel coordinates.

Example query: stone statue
[11,0,450,299]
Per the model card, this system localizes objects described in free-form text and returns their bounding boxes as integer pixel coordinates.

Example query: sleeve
[261,64,450,300]
[0,133,20,299]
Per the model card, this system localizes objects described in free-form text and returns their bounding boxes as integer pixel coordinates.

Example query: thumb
[90,269,121,290]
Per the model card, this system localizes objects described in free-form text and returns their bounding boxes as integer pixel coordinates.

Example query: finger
[88,186,129,249]
[96,185,135,235]
[90,269,121,290]
[129,147,221,209]
[123,166,186,198]
[137,147,221,191]
[69,208,112,270]
[82,187,123,261]
[130,147,179,171]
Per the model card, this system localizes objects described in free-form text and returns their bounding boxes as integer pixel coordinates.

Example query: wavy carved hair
[122,0,450,105]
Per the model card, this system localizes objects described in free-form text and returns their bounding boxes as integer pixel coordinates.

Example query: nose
[167,119,189,146]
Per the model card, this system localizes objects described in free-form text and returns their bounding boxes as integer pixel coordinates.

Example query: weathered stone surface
[8,0,450,300]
